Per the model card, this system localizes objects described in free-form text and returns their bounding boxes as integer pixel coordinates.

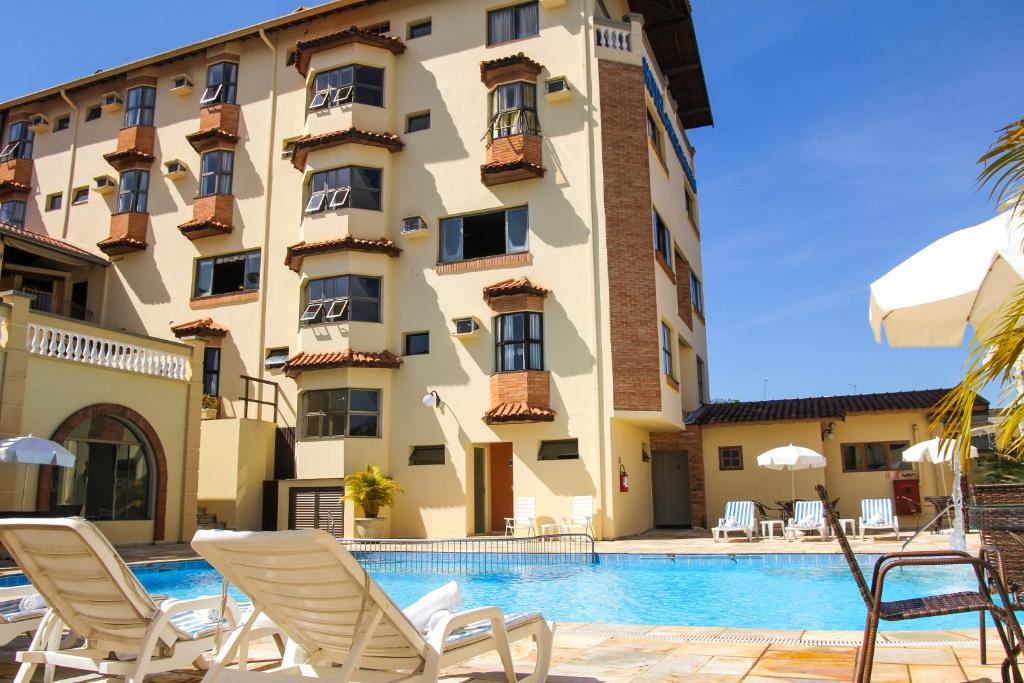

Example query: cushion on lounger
[0,598,46,624]
[442,612,543,650]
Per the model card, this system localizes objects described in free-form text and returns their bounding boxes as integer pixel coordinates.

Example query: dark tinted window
[538,439,579,461]
[404,332,429,355]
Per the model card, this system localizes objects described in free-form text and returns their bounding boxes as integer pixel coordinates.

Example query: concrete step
[196,521,227,531]
[197,514,218,525]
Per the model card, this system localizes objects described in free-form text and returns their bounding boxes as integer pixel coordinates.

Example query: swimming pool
[0,553,986,631]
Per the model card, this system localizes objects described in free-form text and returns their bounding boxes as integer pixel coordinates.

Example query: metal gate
[287,486,344,537]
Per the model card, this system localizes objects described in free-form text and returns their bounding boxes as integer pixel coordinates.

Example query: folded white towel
[403,581,463,635]
[17,594,45,612]
[798,515,817,526]
[866,514,885,525]
[425,609,451,638]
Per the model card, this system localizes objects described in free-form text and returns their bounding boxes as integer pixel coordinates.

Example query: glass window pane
[440,218,463,262]
[348,414,378,437]
[194,259,213,297]
[244,251,261,289]
[304,415,321,438]
[306,391,323,412]
[529,342,542,369]
[350,300,379,322]
[507,313,525,341]
[349,390,379,413]
[506,207,529,253]
[350,276,379,298]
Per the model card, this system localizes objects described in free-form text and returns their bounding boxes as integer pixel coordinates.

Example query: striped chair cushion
[721,501,754,527]
[792,501,824,527]
[443,612,543,650]
[0,598,46,625]
[861,498,894,525]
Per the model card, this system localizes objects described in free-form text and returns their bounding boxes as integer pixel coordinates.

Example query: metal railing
[240,374,280,422]
[340,533,597,573]
[24,288,93,322]
[481,110,541,145]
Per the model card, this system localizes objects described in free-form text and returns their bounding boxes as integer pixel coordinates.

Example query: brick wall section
[199,103,240,137]
[435,251,530,274]
[675,252,693,330]
[488,293,545,313]
[116,125,155,156]
[192,193,234,225]
[650,426,707,527]
[490,370,550,406]
[486,133,543,168]
[0,159,33,187]
[108,211,149,242]
[599,59,661,412]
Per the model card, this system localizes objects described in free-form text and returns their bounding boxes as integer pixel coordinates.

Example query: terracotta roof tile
[96,235,147,256]
[285,235,400,272]
[483,277,549,302]
[170,318,228,338]
[688,389,989,426]
[284,349,402,374]
[289,128,403,170]
[479,53,544,84]
[0,180,30,195]
[186,128,240,152]
[0,221,108,264]
[484,402,556,424]
[294,26,405,76]
[177,217,233,237]
[102,148,155,168]
[480,159,546,186]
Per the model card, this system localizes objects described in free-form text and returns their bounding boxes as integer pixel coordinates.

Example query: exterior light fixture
[822,422,837,440]
[422,390,441,408]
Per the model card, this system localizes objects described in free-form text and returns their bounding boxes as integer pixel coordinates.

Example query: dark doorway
[653,450,691,527]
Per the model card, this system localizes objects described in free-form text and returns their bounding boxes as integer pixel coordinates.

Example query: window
[310,65,383,110]
[203,347,221,396]
[487,1,539,46]
[495,311,542,372]
[719,446,743,471]
[116,170,150,213]
[123,86,156,127]
[306,166,381,212]
[661,322,674,379]
[841,442,911,473]
[0,200,26,227]
[301,275,380,324]
[410,445,445,465]
[538,439,579,461]
[265,347,289,369]
[652,209,672,267]
[690,271,704,315]
[85,106,102,122]
[2,121,34,161]
[202,61,238,105]
[72,187,89,205]
[407,18,432,39]
[193,250,261,298]
[200,150,234,196]
[439,206,528,263]
[696,356,707,405]
[685,190,696,227]
[54,116,70,132]
[406,111,430,133]
[404,332,429,355]
[303,388,380,439]
[490,81,538,139]
[45,193,63,211]
[647,111,663,157]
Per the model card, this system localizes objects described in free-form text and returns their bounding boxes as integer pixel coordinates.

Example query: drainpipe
[59,90,79,241]
[256,29,278,422]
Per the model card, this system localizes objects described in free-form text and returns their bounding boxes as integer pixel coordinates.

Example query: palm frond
[978,118,1024,214]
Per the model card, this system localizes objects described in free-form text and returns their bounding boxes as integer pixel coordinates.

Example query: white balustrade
[595,22,631,52]
[25,322,189,381]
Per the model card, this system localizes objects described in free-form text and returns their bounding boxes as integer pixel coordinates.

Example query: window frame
[203,347,221,396]
[489,80,539,139]
[486,1,540,46]
[647,110,663,158]
[45,193,63,212]
[71,187,89,205]
[690,271,704,315]
[301,388,381,440]
[696,356,707,405]
[54,115,71,132]
[405,111,431,133]
[407,18,432,39]
[310,64,384,110]
[0,200,26,227]
[404,331,430,356]
[4,121,34,161]
[301,274,382,325]
[123,85,156,128]
[438,205,529,263]
[538,439,579,461]
[660,322,675,379]
[202,61,239,106]
[305,166,382,213]
[652,209,672,268]
[199,149,234,197]
[85,106,102,122]
[840,441,912,473]
[718,446,743,471]
[116,169,150,214]
[409,445,445,465]
[495,311,543,372]
[192,249,262,299]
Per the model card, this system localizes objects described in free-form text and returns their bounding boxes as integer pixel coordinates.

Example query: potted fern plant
[201,394,219,420]
[343,465,402,538]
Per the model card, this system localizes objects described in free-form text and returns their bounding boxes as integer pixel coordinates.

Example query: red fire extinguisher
[619,463,630,492]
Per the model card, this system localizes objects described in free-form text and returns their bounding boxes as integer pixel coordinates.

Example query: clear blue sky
[3,2,1021,402]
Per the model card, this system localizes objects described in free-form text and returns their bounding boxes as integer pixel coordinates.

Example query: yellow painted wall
[197,418,275,529]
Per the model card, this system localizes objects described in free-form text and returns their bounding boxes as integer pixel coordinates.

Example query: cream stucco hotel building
[0,0,713,543]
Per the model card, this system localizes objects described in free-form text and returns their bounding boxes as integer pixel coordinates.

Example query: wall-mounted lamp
[822,422,837,440]
[422,390,441,409]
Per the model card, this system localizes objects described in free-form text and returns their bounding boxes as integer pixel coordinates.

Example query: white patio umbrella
[901,438,978,551]
[0,436,76,509]
[869,210,1024,347]
[756,445,827,509]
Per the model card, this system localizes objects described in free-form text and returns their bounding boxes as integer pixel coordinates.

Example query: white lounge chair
[0,518,241,683]
[561,496,595,536]
[785,500,829,540]
[504,496,536,537]
[859,498,900,540]
[712,501,756,542]
[192,528,554,683]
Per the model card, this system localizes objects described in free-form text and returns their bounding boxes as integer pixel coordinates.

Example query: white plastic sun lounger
[712,501,756,542]
[0,518,241,683]
[561,496,595,536]
[504,496,536,537]
[859,498,900,540]
[785,500,829,540]
[192,528,554,683]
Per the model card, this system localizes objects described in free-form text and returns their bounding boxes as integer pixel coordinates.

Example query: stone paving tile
[638,652,712,675]
[879,629,971,642]
[748,648,857,681]
[873,647,960,665]
[697,655,756,675]
[908,663,968,682]
[960,666,1001,682]
[672,641,771,657]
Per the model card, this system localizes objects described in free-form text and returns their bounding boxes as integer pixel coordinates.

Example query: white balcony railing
[26,322,189,381]
[595,20,631,52]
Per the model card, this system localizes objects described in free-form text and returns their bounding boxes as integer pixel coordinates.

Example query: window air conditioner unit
[100,92,124,113]
[452,317,480,338]
[170,75,194,96]
[93,175,117,195]
[28,114,51,133]
[544,76,570,102]
[163,159,188,180]
[401,216,428,237]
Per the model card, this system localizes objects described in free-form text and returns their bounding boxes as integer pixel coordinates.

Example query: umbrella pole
[791,469,796,511]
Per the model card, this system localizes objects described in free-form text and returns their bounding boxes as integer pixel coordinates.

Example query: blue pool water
[0,554,985,631]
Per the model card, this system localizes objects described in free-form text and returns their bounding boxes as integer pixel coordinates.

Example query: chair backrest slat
[514,497,535,522]
[571,496,593,521]
[723,501,754,526]
[815,484,872,607]
[793,500,823,524]
[861,498,893,524]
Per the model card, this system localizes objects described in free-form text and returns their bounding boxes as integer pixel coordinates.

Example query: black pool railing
[338,533,598,573]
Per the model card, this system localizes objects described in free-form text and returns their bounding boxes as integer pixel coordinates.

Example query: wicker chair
[973,483,1024,665]
[814,484,1023,683]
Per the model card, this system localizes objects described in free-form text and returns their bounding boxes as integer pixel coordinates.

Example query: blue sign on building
[642,57,697,192]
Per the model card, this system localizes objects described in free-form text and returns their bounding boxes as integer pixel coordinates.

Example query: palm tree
[342,464,402,518]
[933,117,1024,461]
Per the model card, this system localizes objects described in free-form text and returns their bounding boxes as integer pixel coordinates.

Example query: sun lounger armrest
[427,606,508,652]
[160,595,241,629]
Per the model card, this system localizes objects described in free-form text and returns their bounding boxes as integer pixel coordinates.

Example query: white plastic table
[839,518,856,536]
[760,519,784,539]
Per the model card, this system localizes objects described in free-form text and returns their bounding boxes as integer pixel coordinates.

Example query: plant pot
[201,408,218,420]
[354,517,387,539]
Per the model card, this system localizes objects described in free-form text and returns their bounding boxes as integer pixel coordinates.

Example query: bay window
[200,150,234,196]
[0,200,26,227]
[310,65,384,109]
[439,206,528,263]
[301,274,381,324]
[495,311,543,372]
[124,86,156,127]
[201,61,238,105]
[305,166,381,212]
[117,170,150,214]
[490,81,538,139]
[303,388,380,439]
[1,121,33,161]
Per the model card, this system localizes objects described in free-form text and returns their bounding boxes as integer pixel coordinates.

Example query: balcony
[24,287,93,322]
[481,125,545,187]
[0,157,32,198]
[178,194,233,239]
[98,212,148,256]
[104,126,155,172]
[188,104,240,153]
[485,370,555,425]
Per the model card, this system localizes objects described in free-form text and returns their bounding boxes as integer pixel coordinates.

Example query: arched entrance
[37,404,168,541]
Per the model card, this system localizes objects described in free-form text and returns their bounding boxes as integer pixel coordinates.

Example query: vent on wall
[170,75,194,96]
[452,317,480,337]
[28,114,51,133]
[544,76,570,102]
[100,92,124,112]
[401,216,428,237]
[93,175,117,194]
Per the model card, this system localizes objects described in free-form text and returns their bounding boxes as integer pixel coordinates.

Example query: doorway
[489,443,513,533]
[652,450,691,527]
[473,447,487,534]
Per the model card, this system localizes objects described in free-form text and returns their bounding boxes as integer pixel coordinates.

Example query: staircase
[196,505,227,531]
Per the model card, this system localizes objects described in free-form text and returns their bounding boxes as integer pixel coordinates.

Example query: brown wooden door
[489,443,513,532]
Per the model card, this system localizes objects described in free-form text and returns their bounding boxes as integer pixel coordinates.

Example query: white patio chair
[859,498,900,540]
[0,518,242,683]
[712,501,757,542]
[504,496,536,537]
[561,496,595,536]
[192,528,553,683]
[785,500,829,540]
